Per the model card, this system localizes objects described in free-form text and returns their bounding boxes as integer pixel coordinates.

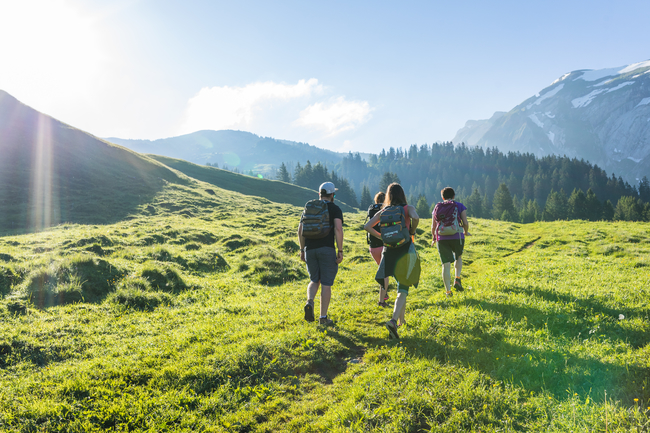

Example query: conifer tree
[416,195,430,219]
[639,176,650,203]
[360,185,372,210]
[465,188,483,218]
[602,200,615,221]
[277,162,291,183]
[492,183,515,220]
[614,196,643,221]
[568,188,588,220]
[585,188,601,221]
[544,189,568,220]
[379,172,401,193]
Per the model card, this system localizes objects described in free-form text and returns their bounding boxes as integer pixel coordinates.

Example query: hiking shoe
[304,303,315,322]
[445,290,453,298]
[377,301,389,308]
[454,278,464,292]
[386,320,399,339]
[319,316,334,326]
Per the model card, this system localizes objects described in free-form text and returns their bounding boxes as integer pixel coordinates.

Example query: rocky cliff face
[453,61,650,183]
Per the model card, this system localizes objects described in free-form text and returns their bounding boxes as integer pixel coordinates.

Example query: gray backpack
[301,200,331,239]
[380,205,410,248]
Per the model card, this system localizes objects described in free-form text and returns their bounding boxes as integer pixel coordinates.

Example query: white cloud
[179,79,323,134]
[296,96,372,136]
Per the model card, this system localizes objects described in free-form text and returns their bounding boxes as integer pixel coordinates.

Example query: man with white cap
[298,181,344,326]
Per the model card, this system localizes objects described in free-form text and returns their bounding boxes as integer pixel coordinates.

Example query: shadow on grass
[394,287,650,405]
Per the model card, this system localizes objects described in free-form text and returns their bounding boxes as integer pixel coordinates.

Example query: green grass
[0,182,649,431]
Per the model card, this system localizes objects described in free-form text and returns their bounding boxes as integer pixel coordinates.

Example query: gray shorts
[305,246,338,286]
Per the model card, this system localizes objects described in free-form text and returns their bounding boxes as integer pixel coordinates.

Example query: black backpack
[300,200,331,239]
[365,203,383,246]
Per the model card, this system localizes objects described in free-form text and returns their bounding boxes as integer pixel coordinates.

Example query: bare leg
[454,255,462,279]
[442,263,452,293]
[378,278,389,303]
[320,284,331,317]
[307,280,320,302]
[392,291,407,324]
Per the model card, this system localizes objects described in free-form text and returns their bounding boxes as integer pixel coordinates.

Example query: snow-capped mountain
[453,60,650,183]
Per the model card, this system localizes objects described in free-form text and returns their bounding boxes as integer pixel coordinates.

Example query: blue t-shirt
[434,201,467,241]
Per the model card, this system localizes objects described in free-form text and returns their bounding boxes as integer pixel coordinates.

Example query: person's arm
[363,212,383,240]
[407,205,419,235]
[431,207,438,246]
[460,209,471,236]
[298,222,306,262]
[334,218,344,264]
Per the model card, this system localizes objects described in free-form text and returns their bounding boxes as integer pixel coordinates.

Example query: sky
[1,0,649,154]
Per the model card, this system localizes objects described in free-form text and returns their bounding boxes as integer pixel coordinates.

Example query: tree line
[275,142,650,222]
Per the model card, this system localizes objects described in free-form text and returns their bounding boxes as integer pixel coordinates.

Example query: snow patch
[572,89,607,108]
[636,97,650,108]
[606,81,635,93]
[578,67,623,82]
[618,60,650,74]
[627,156,642,163]
[547,131,555,143]
[527,84,564,109]
[551,73,571,85]
[545,112,555,118]
[528,113,544,128]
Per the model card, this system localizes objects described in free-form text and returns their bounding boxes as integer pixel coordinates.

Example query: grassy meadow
[0,179,649,432]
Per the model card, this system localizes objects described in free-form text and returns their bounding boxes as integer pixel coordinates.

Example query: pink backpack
[433,201,462,236]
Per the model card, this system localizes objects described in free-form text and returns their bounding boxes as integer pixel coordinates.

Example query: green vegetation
[0,179,648,431]
[148,155,357,213]
[291,143,650,219]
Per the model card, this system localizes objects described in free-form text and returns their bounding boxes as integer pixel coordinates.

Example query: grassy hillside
[148,155,357,212]
[0,180,648,431]
[0,91,355,238]
[0,90,190,235]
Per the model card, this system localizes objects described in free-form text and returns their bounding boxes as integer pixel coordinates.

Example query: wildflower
[619,314,625,320]
[634,398,638,402]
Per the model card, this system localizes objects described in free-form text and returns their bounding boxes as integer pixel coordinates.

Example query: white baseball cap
[319,182,337,194]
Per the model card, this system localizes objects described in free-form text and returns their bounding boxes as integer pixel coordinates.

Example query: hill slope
[147,155,357,212]
[106,130,345,176]
[453,60,650,183]
[0,90,189,234]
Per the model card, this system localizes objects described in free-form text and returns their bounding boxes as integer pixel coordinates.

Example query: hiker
[431,187,470,297]
[298,181,344,326]
[366,191,390,307]
[364,182,420,340]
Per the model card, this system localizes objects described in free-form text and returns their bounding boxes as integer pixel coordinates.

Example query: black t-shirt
[305,201,343,250]
[367,204,384,248]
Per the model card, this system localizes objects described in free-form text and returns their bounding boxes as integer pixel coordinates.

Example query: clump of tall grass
[19,254,124,307]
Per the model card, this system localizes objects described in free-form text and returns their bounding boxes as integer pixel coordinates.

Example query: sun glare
[0,0,108,108]
[29,113,57,231]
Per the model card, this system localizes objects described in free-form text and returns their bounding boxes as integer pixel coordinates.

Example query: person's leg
[320,284,331,317]
[317,247,338,324]
[307,280,320,302]
[378,277,389,304]
[454,255,462,278]
[453,239,465,292]
[304,249,321,322]
[386,286,408,338]
[442,262,452,295]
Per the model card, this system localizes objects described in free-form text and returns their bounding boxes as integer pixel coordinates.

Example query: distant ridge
[106,130,345,176]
